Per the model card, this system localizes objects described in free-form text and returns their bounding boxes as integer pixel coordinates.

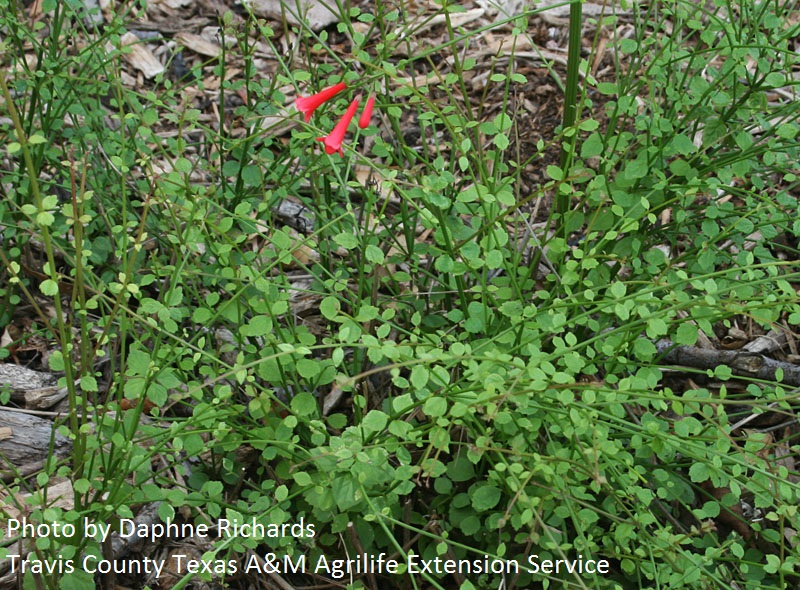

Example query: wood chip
[429,7,485,27]
[156,0,193,8]
[174,32,221,57]
[0,479,74,523]
[115,32,165,79]
[537,0,632,26]
[245,0,340,30]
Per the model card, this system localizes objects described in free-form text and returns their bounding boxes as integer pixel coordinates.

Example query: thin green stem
[557,0,584,233]
[0,67,84,485]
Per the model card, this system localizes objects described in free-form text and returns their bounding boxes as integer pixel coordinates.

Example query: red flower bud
[358,96,375,129]
[295,82,347,122]
[317,97,360,156]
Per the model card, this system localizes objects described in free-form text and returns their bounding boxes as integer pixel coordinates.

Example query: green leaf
[123,377,145,398]
[332,475,359,510]
[333,232,359,249]
[361,410,388,435]
[146,383,167,406]
[296,358,320,379]
[546,165,563,181]
[192,307,213,323]
[714,365,732,380]
[126,349,151,376]
[694,501,720,518]
[458,515,481,536]
[80,375,98,392]
[470,484,502,511]
[764,554,781,574]
[293,472,313,486]
[581,132,604,158]
[668,134,696,156]
[633,338,657,360]
[355,305,379,323]
[493,133,509,150]
[447,455,475,482]
[623,156,648,180]
[291,392,318,416]
[365,244,385,264]
[73,479,91,494]
[594,82,619,97]
[167,157,191,175]
[493,113,512,131]
[608,282,626,298]
[675,323,698,346]
[410,365,429,390]
[40,279,59,296]
[618,38,638,54]
[674,416,702,437]
[158,503,175,521]
[320,297,341,320]
[41,194,59,209]
[688,462,710,483]
[645,317,668,339]
[48,351,65,372]
[275,485,289,501]
[423,396,447,417]
[183,433,205,457]
[241,315,272,336]
[59,569,95,590]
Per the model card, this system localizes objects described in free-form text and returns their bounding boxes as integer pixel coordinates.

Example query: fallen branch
[655,340,800,387]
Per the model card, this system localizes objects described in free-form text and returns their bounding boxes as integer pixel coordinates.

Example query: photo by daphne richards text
[5,515,314,544]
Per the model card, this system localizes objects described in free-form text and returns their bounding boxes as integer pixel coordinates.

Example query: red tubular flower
[295,82,347,122]
[358,96,375,129]
[317,97,360,156]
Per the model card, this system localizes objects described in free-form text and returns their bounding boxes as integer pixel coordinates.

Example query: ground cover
[2,0,800,588]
